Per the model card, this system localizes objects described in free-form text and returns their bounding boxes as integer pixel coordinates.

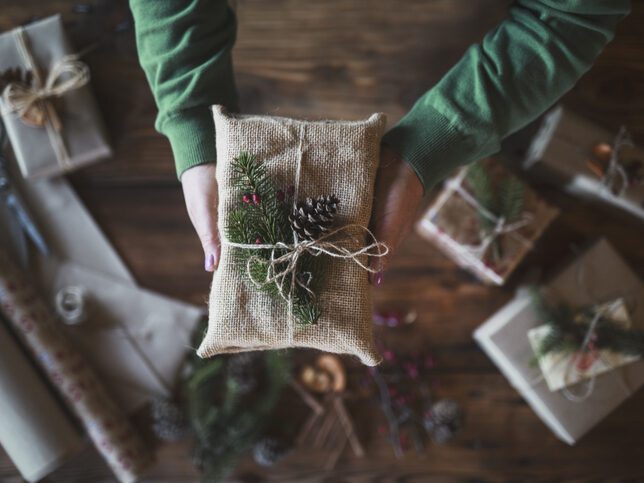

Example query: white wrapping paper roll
[0,252,152,483]
[0,317,84,482]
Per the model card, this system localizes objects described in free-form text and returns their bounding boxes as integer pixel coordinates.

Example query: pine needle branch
[465,163,526,263]
[529,287,644,361]
[226,152,322,325]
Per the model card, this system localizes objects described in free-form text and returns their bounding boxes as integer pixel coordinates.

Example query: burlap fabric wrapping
[198,106,386,366]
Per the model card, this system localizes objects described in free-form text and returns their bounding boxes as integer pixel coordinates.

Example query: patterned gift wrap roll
[0,252,152,483]
[0,316,84,482]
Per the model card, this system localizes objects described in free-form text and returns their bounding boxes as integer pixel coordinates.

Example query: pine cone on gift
[423,399,463,444]
[288,195,340,241]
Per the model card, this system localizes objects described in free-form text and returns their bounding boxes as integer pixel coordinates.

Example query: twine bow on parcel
[1,27,90,167]
[445,177,533,261]
[223,223,388,335]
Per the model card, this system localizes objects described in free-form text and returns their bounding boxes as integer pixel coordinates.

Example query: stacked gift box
[474,240,644,444]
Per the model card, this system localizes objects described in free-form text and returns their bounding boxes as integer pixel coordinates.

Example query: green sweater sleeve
[382,0,630,191]
[130,0,239,178]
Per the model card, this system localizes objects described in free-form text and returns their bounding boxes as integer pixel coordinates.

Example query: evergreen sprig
[529,287,644,361]
[465,162,525,262]
[226,152,322,325]
[183,324,291,482]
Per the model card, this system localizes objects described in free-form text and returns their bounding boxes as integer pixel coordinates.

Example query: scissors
[0,121,49,262]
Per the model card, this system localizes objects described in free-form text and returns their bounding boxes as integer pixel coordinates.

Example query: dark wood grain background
[1,0,644,481]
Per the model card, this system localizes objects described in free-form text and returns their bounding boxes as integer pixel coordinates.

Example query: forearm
[130,0,239,177]
[383,0,630,191]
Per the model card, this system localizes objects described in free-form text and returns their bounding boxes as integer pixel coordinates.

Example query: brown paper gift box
[0,15,111,178]
[474,239,644,444]
[523,106,644,222]
[417,159,559,286]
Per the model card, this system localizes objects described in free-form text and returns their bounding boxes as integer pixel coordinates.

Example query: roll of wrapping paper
[0,252,152,483]
[0,315,84,482]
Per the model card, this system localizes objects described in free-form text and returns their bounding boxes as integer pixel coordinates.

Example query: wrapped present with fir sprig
[417,158,559,285]
[475,239,644,444]
[199,106,387,366]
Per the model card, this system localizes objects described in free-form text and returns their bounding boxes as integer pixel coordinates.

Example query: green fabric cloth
[130,0,630,185]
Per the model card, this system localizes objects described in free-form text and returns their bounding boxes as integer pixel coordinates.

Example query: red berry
[255,237,263,244]
[242,193,252,204]
[276,190,285,202]
[252,193,261,205]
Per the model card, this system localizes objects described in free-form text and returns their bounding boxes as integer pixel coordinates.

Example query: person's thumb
[181,164,220,272]
[199,229,220,272]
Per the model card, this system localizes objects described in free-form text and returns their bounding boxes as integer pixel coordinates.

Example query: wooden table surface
[1,1,644,481]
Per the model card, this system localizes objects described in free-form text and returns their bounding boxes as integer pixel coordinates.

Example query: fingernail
[375,271,384,287]
[204,253,215,271]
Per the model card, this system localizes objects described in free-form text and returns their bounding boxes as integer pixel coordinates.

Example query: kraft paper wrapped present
[0,15,111,178]
[417,159,559,285]
[474,239,644,444]
[523,106,644,221]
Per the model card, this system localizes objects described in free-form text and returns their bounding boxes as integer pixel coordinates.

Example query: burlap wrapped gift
[198,106,386,366]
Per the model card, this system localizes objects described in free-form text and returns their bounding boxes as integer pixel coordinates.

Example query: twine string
[1,27,90,168]
[599,126,633,198]
[445,178,534,260]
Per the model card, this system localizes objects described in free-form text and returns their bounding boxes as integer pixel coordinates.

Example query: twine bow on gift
[445,175,533,262]
[226,223,388,303]
[0,27,91,168]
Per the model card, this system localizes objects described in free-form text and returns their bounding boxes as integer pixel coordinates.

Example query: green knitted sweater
[130,0,629,188]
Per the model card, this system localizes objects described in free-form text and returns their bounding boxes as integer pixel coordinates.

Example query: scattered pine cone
[423,399,463,444]
[226,352,262,395]
[0,67,34,91]
[252,436,291,466]
[150,397,187,442]
[288,195,339,241]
